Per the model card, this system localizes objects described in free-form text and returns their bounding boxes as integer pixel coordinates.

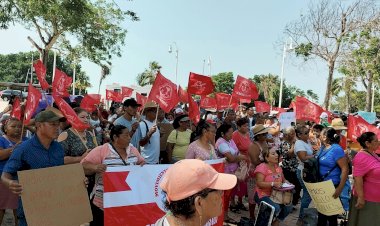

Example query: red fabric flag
[294,96,323,123]
[10,97,22,120]
[148,72,179,113]
[178,86,189,103]
[254,101,271,113]
[347,115,380,142]
[240,98,251,104]
[121,86,133,98]
[136,93,147,111]
[33,60,50,90]
[200,96,217,109]
[106,90,123,102]
[52,68,72,97]
[232,75,259,100]
[188,94,200,125]
[24,83,42,125]
[215,93,239,111]
[80,94,101,113]
[272,107,287,113]
[54,95,90,130]
[187,72,215,95]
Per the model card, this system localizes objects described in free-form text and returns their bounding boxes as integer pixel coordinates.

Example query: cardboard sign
[279,112,296,130]
[304,180,344,216]
[18,164,92,226]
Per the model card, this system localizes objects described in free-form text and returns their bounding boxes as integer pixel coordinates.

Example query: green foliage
[295,43,313,60]
[0,51,90,94]
[212,72,234,94]
[137,61,162,86]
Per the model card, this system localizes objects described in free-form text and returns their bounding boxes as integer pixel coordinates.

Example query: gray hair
[283,126,295,135]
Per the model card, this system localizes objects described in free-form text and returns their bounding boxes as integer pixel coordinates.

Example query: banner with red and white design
[33,60,50,90]
[187,72,215,96]
[52,68,72,97]
[347,115,380,142]
[254,101,271,113]
[148,72,179,113]
[200,96,217,109]
[232,75,259,100]
[103,159,225,226]
[24,83,42,125]
[294,96,324,123]
[215,93,239,111]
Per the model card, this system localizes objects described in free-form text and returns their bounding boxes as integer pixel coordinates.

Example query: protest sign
[18,164,92,226]
[103,159,225,226]
[304,180,344,216]
[357,111,376,124]
[279,112,296,130]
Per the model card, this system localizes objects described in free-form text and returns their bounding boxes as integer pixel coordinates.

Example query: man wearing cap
[135,101,160,164]
[1,110,66,226]
[114,98,141,147]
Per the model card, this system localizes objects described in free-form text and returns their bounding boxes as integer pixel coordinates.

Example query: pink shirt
[352,151,380,203]
[254,163,283,198]
[185,140,217,160]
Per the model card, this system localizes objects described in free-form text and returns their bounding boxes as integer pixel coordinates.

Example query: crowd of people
[0,96,379,226]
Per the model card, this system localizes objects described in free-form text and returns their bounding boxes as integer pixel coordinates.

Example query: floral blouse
[278,140,298,172]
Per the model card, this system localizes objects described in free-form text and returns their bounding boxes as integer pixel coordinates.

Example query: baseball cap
[123,98,142,107]
[35,110,66,122]
[160,159,237,202]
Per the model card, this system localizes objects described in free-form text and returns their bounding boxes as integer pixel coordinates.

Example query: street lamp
[168,42,179,85]
[278,38,294,108]
[371,84,376,112]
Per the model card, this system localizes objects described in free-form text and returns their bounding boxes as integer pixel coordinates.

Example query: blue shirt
[114,115,139,147]
[0,136,28,173]
[3,135,64,224]
[318,144,345,185]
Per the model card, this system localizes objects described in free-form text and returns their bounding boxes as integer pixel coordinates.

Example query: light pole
[278,38,294,108]
[52,49,57,82]
[202,59,206,74]
[168,42,179,85]
[371,83,376,112]
[207,56,211,76]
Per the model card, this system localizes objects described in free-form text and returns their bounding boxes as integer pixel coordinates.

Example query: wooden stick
[154,104,159,124]
[223,95,233,118]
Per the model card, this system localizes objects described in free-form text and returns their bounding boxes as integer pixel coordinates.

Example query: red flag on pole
[54,95,90,130]
[200,96,217,109]
[10,97,22,120]
[347,115,380,142]
[33,60,50,90]
[136,93,147,111]
[121,86,133,98]
[148,72,179,113]
[52,68,72,97]
[80,94,101,113]
[188,94,200,125]
[187,72,215,95]
[254,101,271,113]
[106,90,123,102]
[272,107,287,113]
[215,93,239,111]
[294,96,323,123]
[24,83,42,125]
[178,86,189,103]
[232,75,259,100]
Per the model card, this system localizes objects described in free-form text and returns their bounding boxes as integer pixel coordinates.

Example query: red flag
[54,95,90,130]
[294,96,324,123]
[347,115,380,142]
[136,93,147,111]
[24,83,42,125]
[106,90,123,102]
[254,101,271,113]
[232,75,259,100]
[272,107,287,113]
[178,86,189,103]
[121,86,133,98]
[188,94,200,125]
[200,96,217,109]
[187,72,215,95]
[80,94,101,113]
[240,98,251,104]
[148,72,179,113]
[52,68,72,97]
[10,97,22,120]
[215,93,239,111]
[33,60,50,90]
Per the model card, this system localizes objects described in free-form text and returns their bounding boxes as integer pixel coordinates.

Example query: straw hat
[329,118,347,130]
[143,101,158,109]
[252,124,270,136]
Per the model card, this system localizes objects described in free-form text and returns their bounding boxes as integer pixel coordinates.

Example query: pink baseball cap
[160,159,237,202]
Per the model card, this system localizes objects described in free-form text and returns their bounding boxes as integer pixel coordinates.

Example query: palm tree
[98,63,111,94]
[136,61,162,86]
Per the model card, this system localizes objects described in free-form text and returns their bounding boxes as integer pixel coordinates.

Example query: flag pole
[154,104,159,124]
[20,111,26,142]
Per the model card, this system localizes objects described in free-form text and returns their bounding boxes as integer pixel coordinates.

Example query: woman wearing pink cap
[155,159,237,226]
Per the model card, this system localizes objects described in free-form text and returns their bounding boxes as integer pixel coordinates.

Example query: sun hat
[143,101,158,110]
[160,159,237,202]
[320,112,328,119]
[252,124,270,136]
[329,118,347,130]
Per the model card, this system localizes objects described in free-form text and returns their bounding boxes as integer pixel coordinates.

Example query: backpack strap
[140,120,150,144]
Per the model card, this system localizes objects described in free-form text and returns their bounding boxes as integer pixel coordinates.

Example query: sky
[0,0,332,105]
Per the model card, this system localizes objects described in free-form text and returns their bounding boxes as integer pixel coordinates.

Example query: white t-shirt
[294,139,313,171]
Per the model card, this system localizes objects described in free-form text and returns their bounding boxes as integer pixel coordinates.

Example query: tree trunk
[323,61,335,110]
[365,71,373,112]
[345,91,350,113]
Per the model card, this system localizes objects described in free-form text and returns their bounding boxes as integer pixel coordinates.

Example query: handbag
[270,186,294,205]
[235,160,249,181]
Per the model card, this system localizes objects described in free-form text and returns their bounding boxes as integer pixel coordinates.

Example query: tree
[251,74,280,106]
[212,72,234,94]
[306,89,319,102]
[0,51,90,93]
[284,0,379,109]
[136,61,162,86]
[0,0,138,67]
